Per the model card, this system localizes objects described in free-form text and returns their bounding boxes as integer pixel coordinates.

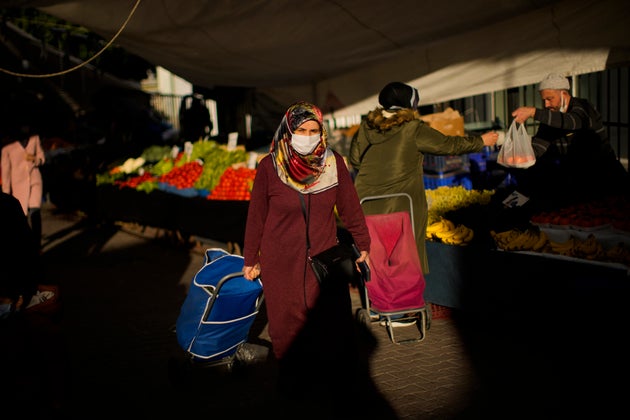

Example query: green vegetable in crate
[193,147,248,191]
[189,139,222,161]
[141,145,172,162]
[96,171,125,186]
[149,157,175,176]
[136,181,158,193]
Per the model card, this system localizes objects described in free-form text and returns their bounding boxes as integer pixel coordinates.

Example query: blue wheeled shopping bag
[175,248,263,365]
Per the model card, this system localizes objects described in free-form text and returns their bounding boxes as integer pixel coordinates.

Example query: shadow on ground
[38,216,398,419]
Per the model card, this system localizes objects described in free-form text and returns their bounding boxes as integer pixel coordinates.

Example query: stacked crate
[422,154,472,189]
[420,107,472,189]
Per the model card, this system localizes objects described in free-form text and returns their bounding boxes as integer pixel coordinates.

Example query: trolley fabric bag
[175,248,263,361]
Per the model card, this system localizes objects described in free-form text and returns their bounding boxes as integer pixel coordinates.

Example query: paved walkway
[37,201,629,419]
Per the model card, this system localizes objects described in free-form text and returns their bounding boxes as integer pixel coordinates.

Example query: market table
[95,185,250,245]
[424,241,629,310]
[95,185,629,311]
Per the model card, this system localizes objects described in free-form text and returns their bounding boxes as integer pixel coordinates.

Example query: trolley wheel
[355,308,372,328]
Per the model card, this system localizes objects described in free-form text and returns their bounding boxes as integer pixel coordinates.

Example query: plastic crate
[423,154,469,174]
[158,182,199,197]
[423,171,472,190]
[429,303,452,320]
[468,152,487,172]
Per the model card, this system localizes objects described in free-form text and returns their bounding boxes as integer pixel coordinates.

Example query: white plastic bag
[497,120,536,168]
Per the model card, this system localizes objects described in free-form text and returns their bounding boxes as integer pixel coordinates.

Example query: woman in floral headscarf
[242,101,371,401]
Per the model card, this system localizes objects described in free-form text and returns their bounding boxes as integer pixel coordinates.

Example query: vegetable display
[207,166,256,200]
[426,185,495,225]
[159,160,203,189]
[96,140,255,200]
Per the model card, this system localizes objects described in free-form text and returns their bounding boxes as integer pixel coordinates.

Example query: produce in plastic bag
[497,120,536,168]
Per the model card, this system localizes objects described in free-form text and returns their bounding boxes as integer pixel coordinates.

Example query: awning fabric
[4,0,629,117]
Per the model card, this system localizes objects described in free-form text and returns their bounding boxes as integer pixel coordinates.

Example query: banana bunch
[493,228,629,267]
[426,218,455,238]
[548,236,578,257]
[490,228,549,252]
[490,229,519,249]
[606,243,630,265]
[426,218,474,245]
[573,234,606,260]
[550,234,605,260]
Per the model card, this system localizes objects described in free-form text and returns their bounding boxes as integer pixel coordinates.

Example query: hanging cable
[0,0,142,78]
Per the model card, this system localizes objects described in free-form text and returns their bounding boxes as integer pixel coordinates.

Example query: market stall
[95,185,249,245]
[424,240,630,310]
[92,140,256,246]
[91,138,630,310]
[423,189,630,309]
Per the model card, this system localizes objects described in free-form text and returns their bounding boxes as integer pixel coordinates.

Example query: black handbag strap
[298,193,311,252]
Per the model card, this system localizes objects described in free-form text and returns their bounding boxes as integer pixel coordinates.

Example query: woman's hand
[355,251,370,274]
[481,131,499,147]
[243,263,260,280]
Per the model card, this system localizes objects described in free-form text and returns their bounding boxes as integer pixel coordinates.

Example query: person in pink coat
[1,124,46,247]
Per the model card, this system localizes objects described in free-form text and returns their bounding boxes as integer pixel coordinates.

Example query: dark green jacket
[349,108,484,274]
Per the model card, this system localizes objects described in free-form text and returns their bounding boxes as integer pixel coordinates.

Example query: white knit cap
[538,73,570,91]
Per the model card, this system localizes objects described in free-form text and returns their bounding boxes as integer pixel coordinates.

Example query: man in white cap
[510,73,627,204]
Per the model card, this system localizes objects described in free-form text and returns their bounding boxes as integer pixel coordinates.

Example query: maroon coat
[243,151,370,361]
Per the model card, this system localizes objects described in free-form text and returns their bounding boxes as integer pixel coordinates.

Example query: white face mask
[559,94,567,113]
[291,133,321,155]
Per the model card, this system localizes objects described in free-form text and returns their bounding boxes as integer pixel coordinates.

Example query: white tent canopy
[4,0,629,118]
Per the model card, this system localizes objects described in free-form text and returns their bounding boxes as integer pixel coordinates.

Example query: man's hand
[511,107,536,124]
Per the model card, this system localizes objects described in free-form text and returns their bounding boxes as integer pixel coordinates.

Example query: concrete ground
[36,201,630,419]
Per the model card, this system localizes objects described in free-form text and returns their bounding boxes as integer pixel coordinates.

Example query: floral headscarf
[270,101,338,193]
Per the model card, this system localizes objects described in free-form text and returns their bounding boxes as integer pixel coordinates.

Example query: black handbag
[309,243,358,286]
[299,193,367,286]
